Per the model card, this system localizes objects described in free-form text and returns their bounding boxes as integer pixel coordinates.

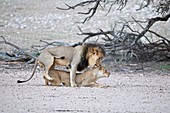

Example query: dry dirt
[0,62,170,113]
[0,0,170,113]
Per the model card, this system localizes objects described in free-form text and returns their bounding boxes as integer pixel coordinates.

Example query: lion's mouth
[92,65,100,69]
[94,64,100,67]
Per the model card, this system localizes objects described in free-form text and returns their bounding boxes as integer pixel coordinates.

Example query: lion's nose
[107,72,110,77]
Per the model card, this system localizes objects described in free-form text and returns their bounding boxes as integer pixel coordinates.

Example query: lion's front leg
[70,65,77,87]
[89,82,107,88]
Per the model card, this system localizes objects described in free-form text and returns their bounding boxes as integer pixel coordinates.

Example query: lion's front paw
[98,84,109,88]
[71,82,78,87]
[103,85,110,88]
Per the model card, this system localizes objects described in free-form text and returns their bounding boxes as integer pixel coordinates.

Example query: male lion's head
[77,43,105,71]
[86,43,105,68]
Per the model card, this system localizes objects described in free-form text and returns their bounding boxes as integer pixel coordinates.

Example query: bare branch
[80,0,101,23]
[132,13,170,46]
[32,40,69,51]
[57,0,101,23]
[0,36,37,60]
[156,0,170,15]
[77,27,114,42]
[148,30,170,44]
[137,0,154,11]
[56,1,95,10]
[105,0,128,15]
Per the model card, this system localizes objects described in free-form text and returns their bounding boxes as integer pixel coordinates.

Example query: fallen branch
[148,30,170,45]
[77,15,170,62]
[0,36,37,60]
[32,40,69,51]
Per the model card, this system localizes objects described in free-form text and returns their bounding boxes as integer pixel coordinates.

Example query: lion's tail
[17,59,38,83]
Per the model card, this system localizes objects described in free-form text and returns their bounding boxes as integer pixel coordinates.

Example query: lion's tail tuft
[17,80,25,83]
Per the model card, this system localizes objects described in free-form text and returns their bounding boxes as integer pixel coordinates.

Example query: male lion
[44,66,110,88]
[17,43,105,87]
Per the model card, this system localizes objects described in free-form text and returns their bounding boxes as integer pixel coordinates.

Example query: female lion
[44,66,110,88]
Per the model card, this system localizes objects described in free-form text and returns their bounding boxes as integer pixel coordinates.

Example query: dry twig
[0,36,36,61]
[57,0,102,23]
[77,14,170,61]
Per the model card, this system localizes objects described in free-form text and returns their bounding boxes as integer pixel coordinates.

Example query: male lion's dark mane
[76,43,105,71]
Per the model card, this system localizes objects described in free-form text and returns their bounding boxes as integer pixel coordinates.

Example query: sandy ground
[0,0,170,113]
[0,62,170,113]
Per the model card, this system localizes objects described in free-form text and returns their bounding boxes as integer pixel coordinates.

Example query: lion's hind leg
[42,56,68,81]
[44,63,55,81]
[39,51,55,81]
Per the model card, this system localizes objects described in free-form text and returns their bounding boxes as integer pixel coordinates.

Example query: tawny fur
[17,43,105,87]
[44,66,110,88]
